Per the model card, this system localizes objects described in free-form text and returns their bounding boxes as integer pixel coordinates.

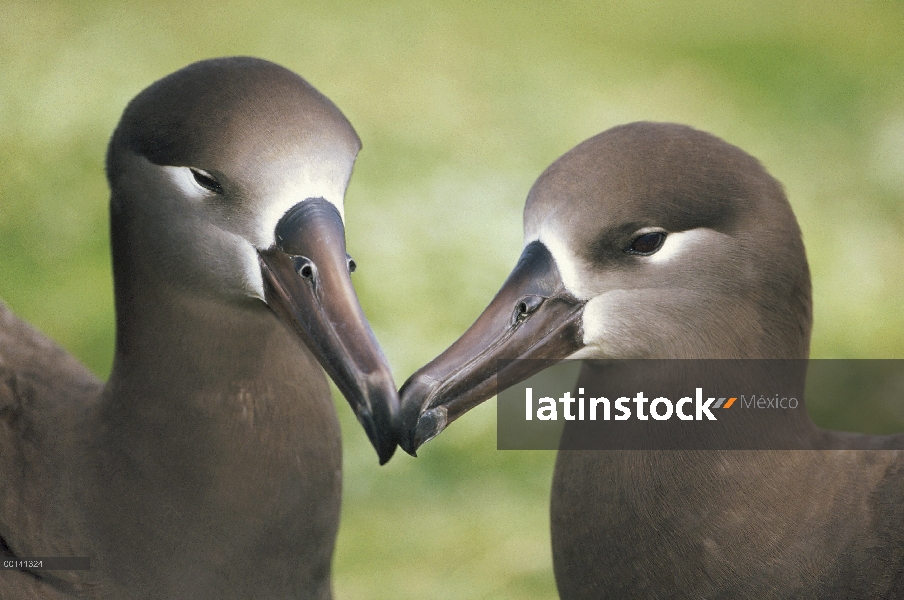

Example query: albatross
[0,57,398,599]
[397,121,904,598]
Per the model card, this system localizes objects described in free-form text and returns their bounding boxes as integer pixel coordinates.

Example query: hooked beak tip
[402,406,447,456]
[399,433,419,457]
[355,375,401,465]
[378,445,397,466]
[358,408,398,465]
[397,373,443,456]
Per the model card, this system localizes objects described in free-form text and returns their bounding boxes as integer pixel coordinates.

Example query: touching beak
[397,241,586,455]
[258,198,399,464]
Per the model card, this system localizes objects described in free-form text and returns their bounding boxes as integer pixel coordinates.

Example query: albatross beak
[258,198,399,464]
[397,241,587,455]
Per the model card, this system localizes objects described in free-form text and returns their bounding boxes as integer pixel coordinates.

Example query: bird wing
[0,569,86,599]
[0,300,102,594]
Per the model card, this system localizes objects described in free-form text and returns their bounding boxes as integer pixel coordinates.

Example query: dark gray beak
[397,241,586,455]
[258,198,399,464]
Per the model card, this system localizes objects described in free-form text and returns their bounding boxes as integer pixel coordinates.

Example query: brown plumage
[1,57,398,599]
[398,122,904,598]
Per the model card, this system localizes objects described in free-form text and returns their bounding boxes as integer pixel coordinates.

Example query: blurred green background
[1,1,903,597]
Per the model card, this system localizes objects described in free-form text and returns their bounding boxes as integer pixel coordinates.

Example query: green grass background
[1,1,903,597]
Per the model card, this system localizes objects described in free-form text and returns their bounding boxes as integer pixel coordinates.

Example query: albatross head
[398,122,812,454]
[106,57,399,463]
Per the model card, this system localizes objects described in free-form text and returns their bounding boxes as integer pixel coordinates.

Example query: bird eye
[189,168,224,194]
[347,255,357,273]
[626,232,666,255]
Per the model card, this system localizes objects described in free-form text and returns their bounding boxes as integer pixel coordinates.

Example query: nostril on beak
[291,256,316,281]
[514,295,545,323]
